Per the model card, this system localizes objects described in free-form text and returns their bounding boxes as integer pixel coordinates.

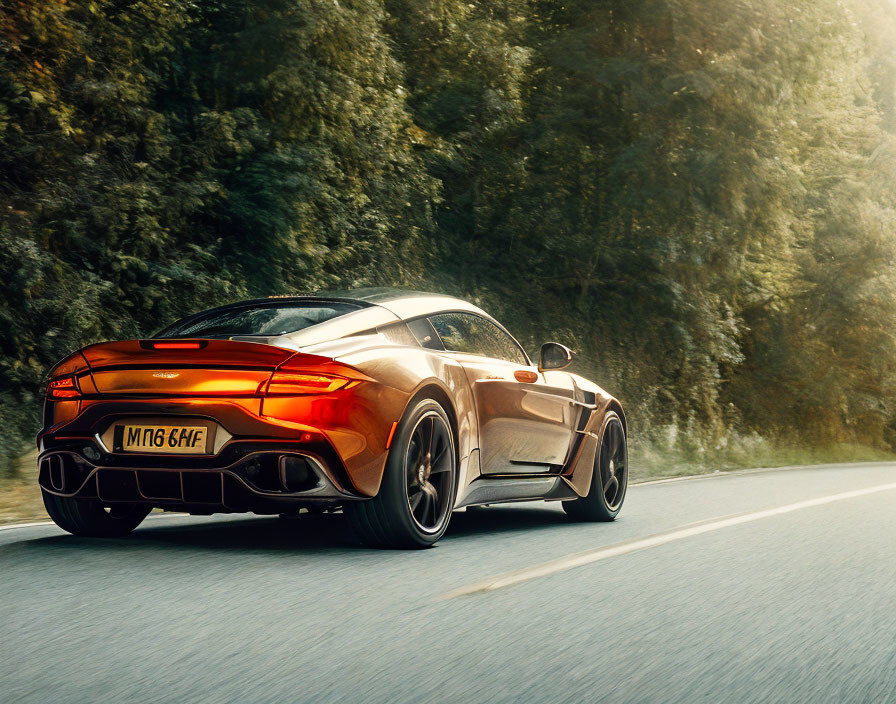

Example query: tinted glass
[407,318,444,350]
[540,342,572,369]
[429,313,527,365]
[157,302,360,337]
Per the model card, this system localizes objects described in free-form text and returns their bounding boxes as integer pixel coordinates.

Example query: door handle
[514,370,538,383]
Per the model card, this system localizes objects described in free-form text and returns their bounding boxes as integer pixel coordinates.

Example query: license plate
[121,425,208,454]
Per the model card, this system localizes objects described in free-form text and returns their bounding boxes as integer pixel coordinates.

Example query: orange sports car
[37,289,628,548]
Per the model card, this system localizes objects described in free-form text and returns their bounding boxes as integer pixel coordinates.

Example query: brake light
[263,372,358,395]
[152,341,203,350]
[47,375,80,399]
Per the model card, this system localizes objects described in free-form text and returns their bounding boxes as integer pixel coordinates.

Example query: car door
[426,313,579,474]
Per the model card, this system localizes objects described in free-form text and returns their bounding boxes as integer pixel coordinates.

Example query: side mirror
[539,342,574,371]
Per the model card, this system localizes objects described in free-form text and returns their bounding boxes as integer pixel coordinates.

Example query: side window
[407,317,444,350]
[429,313,527,365]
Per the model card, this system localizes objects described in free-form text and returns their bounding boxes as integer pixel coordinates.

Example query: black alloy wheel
[563,411,628,521]
[405,412,454,532]
[345,397,457,548]
[42,491,151,537]
[599,416,627,510]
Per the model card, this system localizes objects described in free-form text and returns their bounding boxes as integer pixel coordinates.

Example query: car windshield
[156,302,361,338]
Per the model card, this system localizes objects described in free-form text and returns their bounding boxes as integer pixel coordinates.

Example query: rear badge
[153,372,180,379]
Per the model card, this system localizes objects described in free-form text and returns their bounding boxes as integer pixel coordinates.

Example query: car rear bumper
[38,438,366,514]
[36,387,411,509]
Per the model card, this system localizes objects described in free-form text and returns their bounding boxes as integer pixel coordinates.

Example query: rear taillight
[262,372,359,396]
[47,375,81,399]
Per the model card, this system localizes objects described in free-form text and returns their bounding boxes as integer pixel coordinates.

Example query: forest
[3,0,896,477]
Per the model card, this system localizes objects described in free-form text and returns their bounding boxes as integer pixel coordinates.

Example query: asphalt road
[2,462,896,703]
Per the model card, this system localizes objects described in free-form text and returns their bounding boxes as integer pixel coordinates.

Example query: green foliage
[2,0,896,474]
[426,0,896,460]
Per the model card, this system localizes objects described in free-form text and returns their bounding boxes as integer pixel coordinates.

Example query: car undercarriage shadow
[443,504,570,540]
[13,514,357,556]
[8,503,574,557]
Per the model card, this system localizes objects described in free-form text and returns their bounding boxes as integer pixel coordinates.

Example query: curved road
[2,462,896,703]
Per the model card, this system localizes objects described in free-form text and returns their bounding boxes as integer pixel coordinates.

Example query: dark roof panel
[308,288,451,304]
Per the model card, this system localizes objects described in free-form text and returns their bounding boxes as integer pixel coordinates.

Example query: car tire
[345,397,458,549]
[42,491,151,537]
[563,411,628,521]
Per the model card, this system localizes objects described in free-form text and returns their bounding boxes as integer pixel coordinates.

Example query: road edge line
[0,512,187,532]
[631,460,896,487]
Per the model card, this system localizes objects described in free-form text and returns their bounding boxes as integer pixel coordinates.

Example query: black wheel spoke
[407,437,421,471]
[422,481,438,505]
[601,434,611,466]
[429,444,450,473]
[409,488,424,511]
[420,490,434,524]
[603,475,618,501]
[424,417,435,457]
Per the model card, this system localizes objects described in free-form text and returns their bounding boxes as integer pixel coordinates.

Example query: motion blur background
[3,0,896,489]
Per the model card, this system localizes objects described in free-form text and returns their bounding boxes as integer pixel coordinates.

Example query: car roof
[249,288,491,321]
[155,289,531,362]
[156,288,503,347]
[307,287,434,303]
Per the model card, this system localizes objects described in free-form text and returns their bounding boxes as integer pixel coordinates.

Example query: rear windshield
[156,302,361,338]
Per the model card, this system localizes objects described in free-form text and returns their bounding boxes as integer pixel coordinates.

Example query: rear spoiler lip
[47,338,375,386]
[44,350,92,383]
[50,339,372,382]
[79,337,297,351]
[74,363,295,373]
[75,338,300,371]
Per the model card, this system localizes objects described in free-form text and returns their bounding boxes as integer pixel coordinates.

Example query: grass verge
[630,441,896,482]
[0,450,46,525]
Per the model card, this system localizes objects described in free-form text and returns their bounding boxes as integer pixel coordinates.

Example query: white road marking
[0,512,187,532]
[440,480,896,598]
[0,520,53,532]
